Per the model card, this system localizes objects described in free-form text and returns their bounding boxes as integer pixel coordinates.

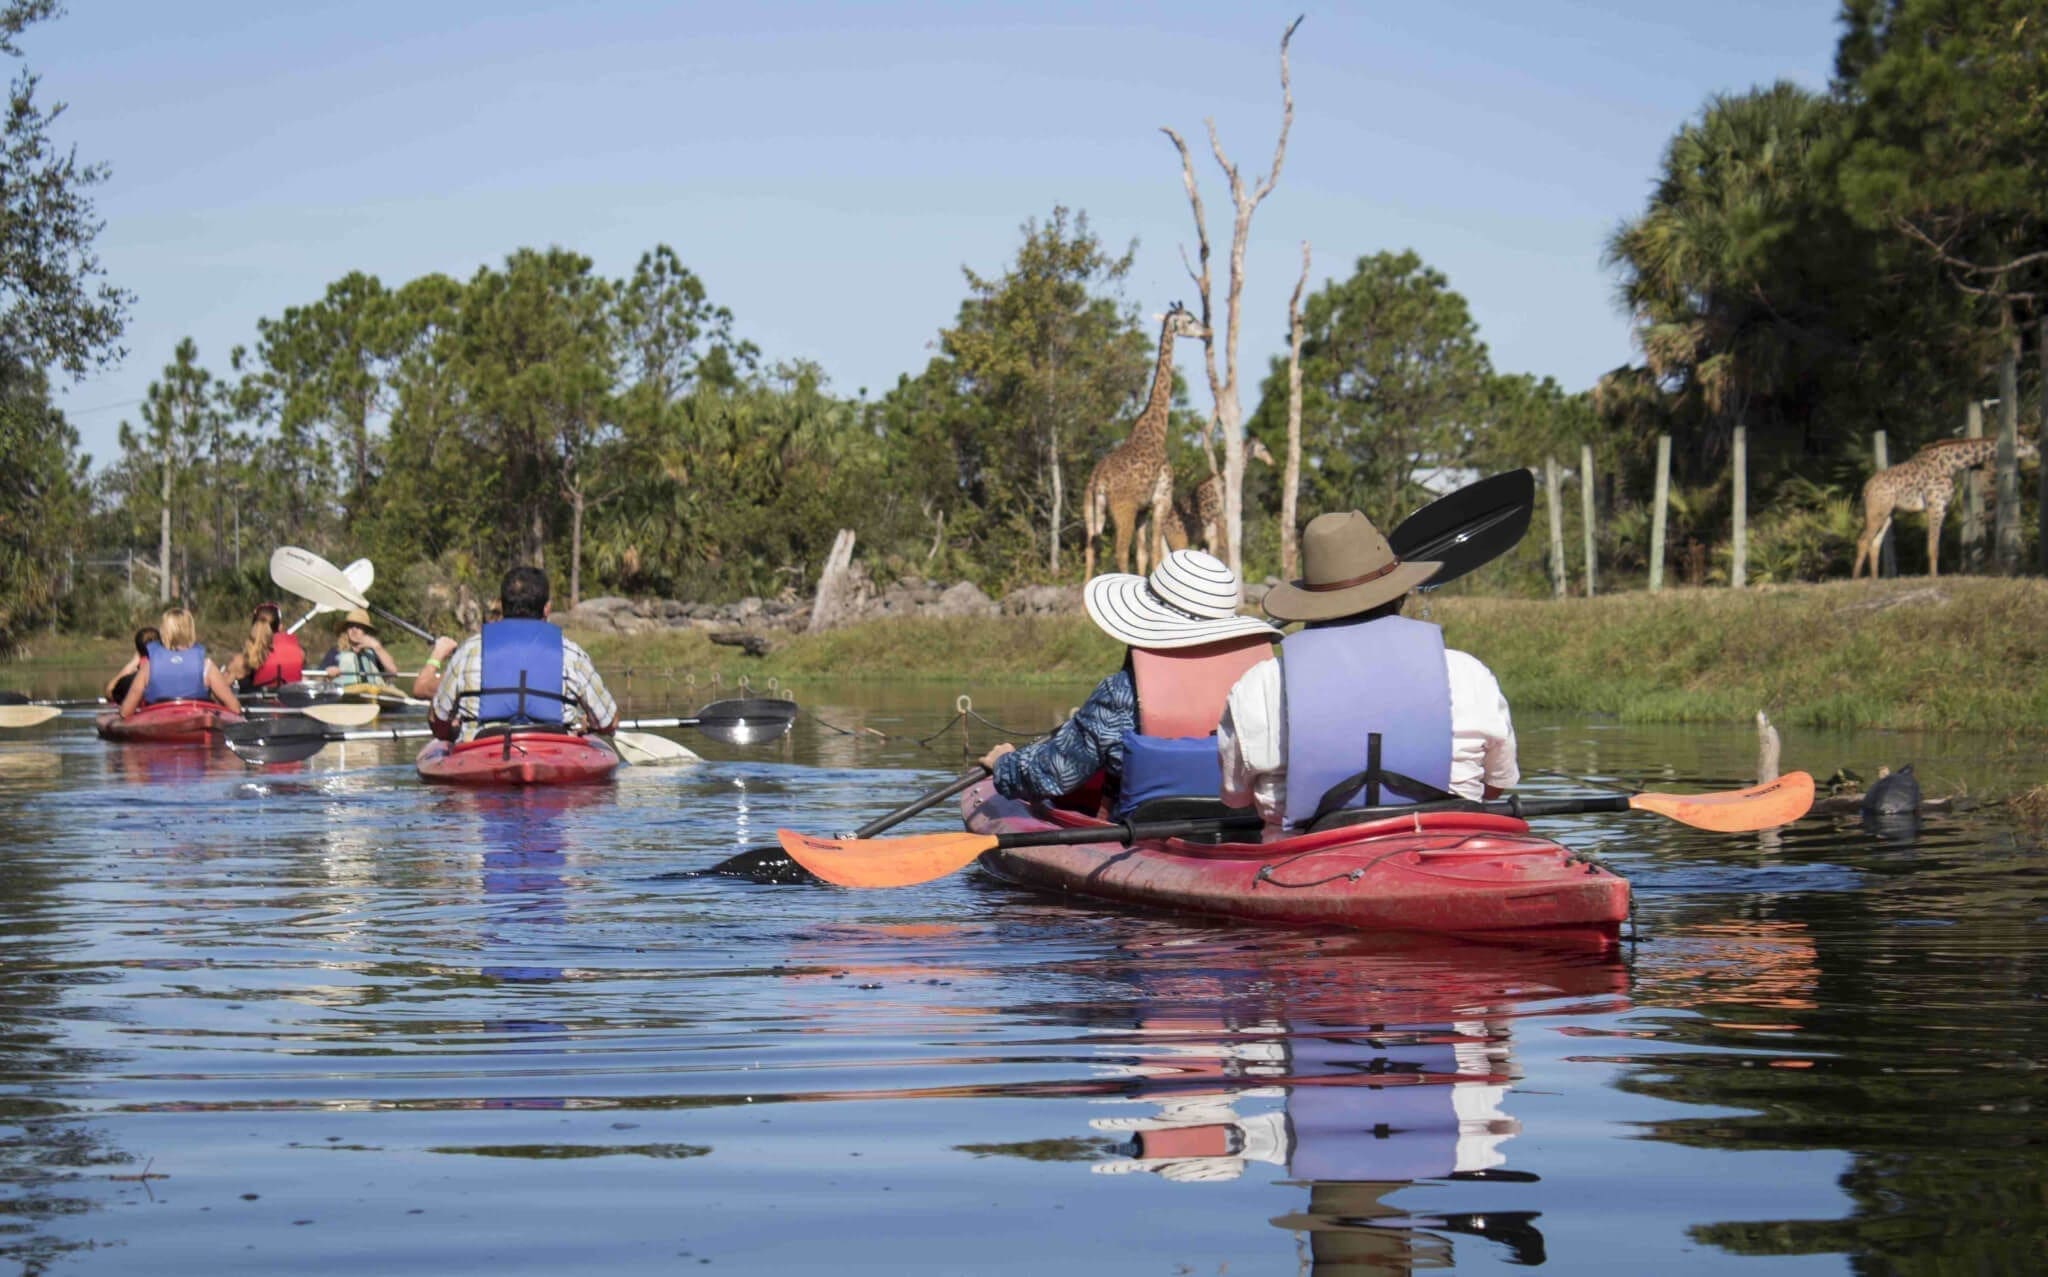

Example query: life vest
[1280,615,1453,828]
[473,619,568,726]
[141,642,208,703]
[248,632,304,689]
[329,647,385,687]
[1113,635,1274,818]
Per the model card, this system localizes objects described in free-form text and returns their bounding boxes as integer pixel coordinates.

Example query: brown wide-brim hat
[335,607,377,633]
[1261,510,1442,623]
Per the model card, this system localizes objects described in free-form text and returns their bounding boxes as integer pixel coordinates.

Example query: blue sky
[29,1,1841,467]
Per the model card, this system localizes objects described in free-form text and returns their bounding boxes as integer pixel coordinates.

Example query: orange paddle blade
[1630,770,1814,832]
[775,829,1000,888]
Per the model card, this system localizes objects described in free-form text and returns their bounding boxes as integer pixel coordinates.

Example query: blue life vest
[476,619,567,726]
[142,641,208,703]
[1111,636,1274,818]
[1280,615,1453,827]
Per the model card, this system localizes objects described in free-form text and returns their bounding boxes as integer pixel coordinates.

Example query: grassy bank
[10,578,2046,733]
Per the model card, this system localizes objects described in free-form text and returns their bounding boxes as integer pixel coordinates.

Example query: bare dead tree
[1282,240,1310,578]
[1161,14,1301,577]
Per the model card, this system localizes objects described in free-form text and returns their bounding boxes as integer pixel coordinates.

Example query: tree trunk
[1995,340,2020,574]
[1281,242,1308,579]
[2038,315,2047,576]
[1649,435,1670,593]
[1047,422,1062,575]
[1580,442,1597,597]
[569,486,585,609]
[158,434,172,604]
[1731,424,1746,589]
[1874,431,1895,577]
[1545,456,1567,597]
[1963,398,1985,571]
[809,529,858,633]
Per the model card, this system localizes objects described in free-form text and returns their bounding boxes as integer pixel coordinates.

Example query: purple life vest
[476,620,566,725]
[1280,616,1452,827]
[142,641,208,703]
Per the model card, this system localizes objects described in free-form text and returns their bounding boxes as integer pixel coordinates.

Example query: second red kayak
[95,699,245,745]
[962,779,1630,942]
[415,732,620,785]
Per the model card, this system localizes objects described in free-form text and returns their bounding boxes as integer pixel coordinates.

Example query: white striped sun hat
[1083,550,1280,650]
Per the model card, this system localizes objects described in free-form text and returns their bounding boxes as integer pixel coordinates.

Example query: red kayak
[962,779,1629,942]
[95,699,245,745]
[415,732,620,786]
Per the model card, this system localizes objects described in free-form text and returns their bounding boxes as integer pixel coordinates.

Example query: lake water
[1,676,2044,1274]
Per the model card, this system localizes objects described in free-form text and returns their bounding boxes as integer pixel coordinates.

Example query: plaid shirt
[992,668,1136,800]
[430,627,618,738]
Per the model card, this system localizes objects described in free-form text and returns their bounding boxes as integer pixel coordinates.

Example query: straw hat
[1260,511,1442,623]
[1083,550,1278,650]
[335,607,377,633]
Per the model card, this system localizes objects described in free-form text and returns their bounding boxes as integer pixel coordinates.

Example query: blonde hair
[158,608,196,650]
[241,618,273,675]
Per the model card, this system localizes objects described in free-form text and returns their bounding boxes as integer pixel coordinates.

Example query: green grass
[12,578,2047,733]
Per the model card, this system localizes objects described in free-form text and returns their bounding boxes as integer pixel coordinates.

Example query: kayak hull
[415,733,619,786]
[962,779,1629,941]
[95,699,244,745]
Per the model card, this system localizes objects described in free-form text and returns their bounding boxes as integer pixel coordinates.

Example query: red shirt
[249,632,305,687]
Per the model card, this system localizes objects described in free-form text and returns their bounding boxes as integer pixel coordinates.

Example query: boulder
[1001,584,1083,617]
[930,581,998,618]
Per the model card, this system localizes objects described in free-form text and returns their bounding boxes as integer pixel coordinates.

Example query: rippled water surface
[2,681,2044,1274]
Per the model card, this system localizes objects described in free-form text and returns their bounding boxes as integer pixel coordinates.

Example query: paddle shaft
[854,767,991,839]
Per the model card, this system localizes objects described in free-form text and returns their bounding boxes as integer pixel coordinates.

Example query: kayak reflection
[1084,930,1628,1273]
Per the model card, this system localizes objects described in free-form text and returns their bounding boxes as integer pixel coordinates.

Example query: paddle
[774,772,1818,889]
[0,700,377,729]
[1388,469,1535,588]
[270,546,436,643]
[699,765,994,881]
[286,558,374,634]
[0,692,107,707]
[222,697,798,765]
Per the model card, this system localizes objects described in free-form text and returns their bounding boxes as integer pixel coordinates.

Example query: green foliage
[0,357,85,641]
[1836,0,2048,308]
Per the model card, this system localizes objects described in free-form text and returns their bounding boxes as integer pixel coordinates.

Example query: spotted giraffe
[1851,436,2041,579]
[1083,303,1209,578]
[1161,437,1275,559]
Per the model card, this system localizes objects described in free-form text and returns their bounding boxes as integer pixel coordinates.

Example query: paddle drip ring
[956,695,972,715]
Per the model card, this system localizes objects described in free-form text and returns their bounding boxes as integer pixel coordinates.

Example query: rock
[1002,584,1083,617]
[929,581,998,618]
[708,629,777,657]
[576,596,634,615]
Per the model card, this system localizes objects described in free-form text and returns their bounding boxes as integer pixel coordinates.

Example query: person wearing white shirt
[1217,510,1519,830]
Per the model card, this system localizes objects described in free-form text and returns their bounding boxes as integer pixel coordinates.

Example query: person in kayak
[224,602,304,692]
[318,609,398,686]
[103,626,160,705]
[416,566,619,742]
[117,607,244,717]
[978,549,1278,817]
[1217,510,1516,830]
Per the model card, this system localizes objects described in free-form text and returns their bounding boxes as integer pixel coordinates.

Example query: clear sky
[29,0,1841,467]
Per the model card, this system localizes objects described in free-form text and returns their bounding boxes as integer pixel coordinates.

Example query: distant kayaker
[978,550,1279,817]
[224,602,305,692]
[318,609,397,686]
[117,608,244,718]
[103,626,160,705]
[415,566,619,741]
[1217,511,1517,830]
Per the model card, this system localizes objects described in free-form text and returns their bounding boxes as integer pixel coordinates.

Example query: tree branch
[1251,16,1303,206]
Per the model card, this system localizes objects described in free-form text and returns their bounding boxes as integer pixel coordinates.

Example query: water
[1,681,2044,1274]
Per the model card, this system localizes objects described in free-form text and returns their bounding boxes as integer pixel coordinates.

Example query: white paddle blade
[301,702,381,727]
[612,730,700,766]
[345,558,374,593]
[271,546,367,611]
[0,704,64,728]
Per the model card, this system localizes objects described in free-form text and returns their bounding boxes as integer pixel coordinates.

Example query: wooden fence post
[1963,399,1986,571]
[1545,455,1567,598]
[1579,442,1597,597]
[1996,345,2021,574]
[2038,315,2047,576]
[1649,434,1671,592]
[1873,431,1896,578]
[1731,425,1747,589]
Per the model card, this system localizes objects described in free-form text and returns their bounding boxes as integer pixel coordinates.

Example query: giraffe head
[2021,437,2041,466]
[1159,301,1210,342]
[1248,437,1274,467]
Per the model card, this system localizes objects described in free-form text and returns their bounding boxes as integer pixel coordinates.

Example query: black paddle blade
[1389,469,1535,588]
[272,682,337,709]
[222,713,334,764]
[692,698,798,746]
[688,846,819,884]
[0,691,27,705]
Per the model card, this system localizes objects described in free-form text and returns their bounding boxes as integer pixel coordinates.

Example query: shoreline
[10,577,2046,735]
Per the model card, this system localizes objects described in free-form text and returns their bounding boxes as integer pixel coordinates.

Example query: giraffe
[1851,435,2040,579]
[1162,437,1275,559]
[1083,302,1210,578]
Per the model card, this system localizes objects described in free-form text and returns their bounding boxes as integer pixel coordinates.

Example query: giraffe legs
[1109,498,1139,575]
[1851,483,1890,580]
[1924,497,1947,578]
[1083,479,1104,579]
[1144,468,1173,574]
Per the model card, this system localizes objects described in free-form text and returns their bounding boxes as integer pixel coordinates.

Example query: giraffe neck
[1130,322,1178,449]
[1935,440,2000,475]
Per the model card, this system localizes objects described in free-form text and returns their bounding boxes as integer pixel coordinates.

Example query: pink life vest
[1116,635,1275,816]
